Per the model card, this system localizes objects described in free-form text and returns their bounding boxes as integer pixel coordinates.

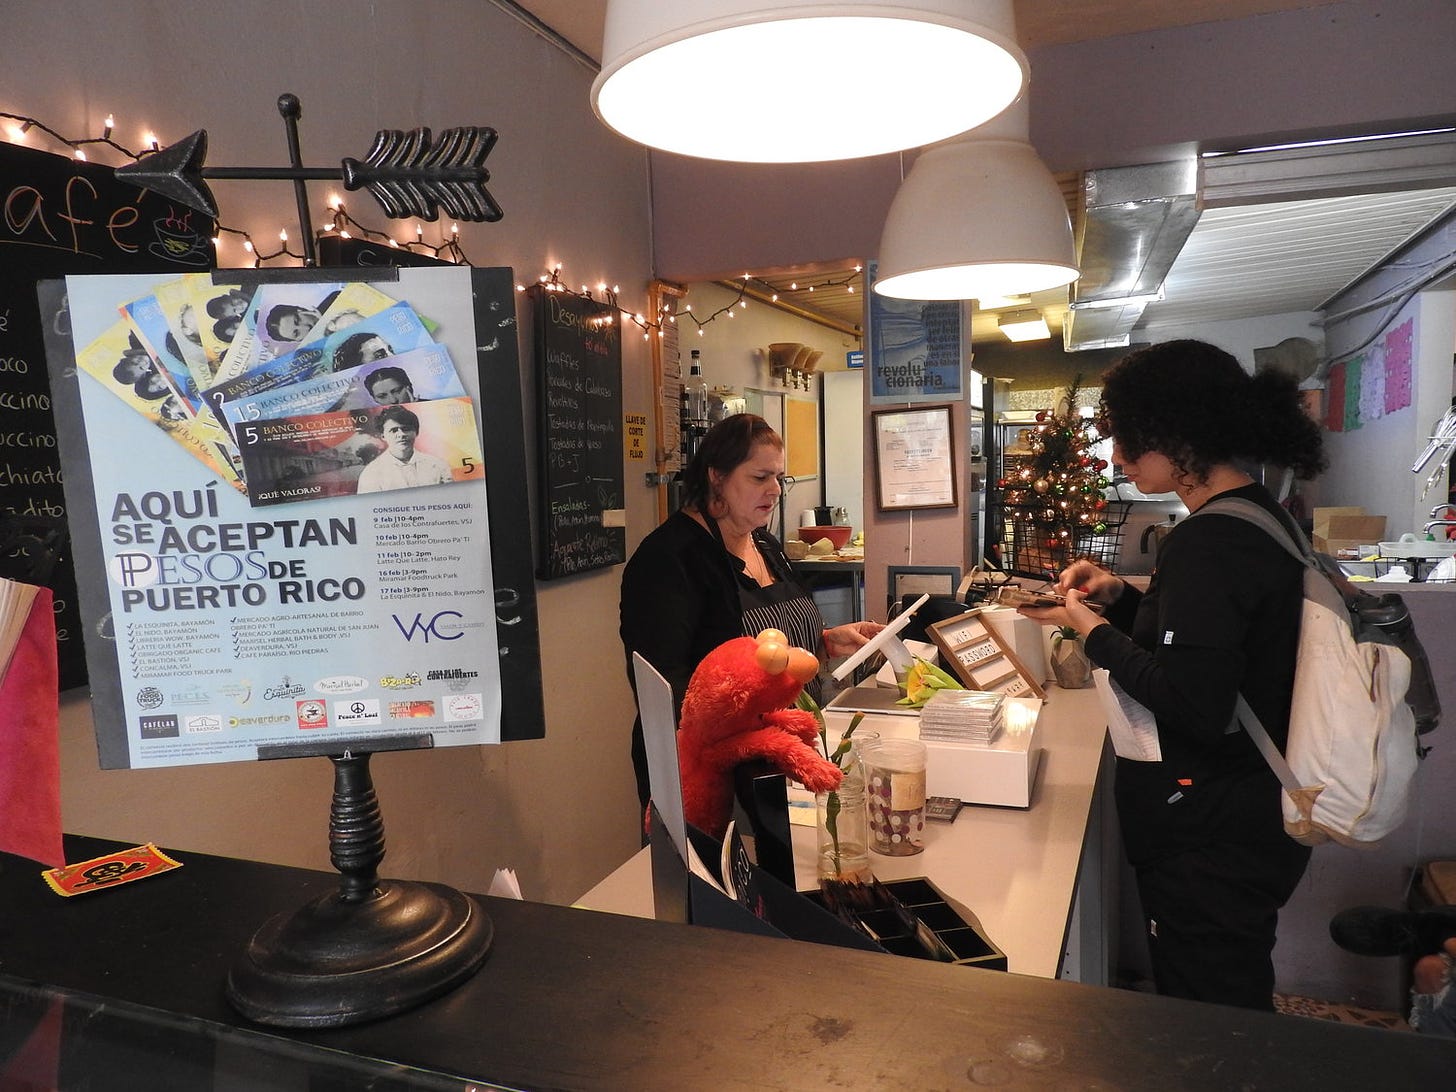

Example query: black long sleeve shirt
[1085,483,1304,863]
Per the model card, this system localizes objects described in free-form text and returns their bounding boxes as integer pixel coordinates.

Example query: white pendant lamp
[873,98,1079,300]
[591,1,1027,163]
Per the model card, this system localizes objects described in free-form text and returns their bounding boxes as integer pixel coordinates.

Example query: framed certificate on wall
[871,404,957,511]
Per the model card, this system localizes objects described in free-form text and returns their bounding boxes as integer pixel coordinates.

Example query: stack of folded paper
[917,689,1003,744]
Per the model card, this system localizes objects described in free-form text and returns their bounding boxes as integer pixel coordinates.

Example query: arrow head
[116,130,219,219]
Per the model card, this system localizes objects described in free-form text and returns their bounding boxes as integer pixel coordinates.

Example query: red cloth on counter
[0,586,64,868]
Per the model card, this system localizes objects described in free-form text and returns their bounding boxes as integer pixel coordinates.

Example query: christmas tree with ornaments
[997,380,1112,574]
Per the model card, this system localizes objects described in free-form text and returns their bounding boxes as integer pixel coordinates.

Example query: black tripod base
[226,879,493,1028]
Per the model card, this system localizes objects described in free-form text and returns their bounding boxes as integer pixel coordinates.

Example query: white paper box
[924,697,1041,808]
[825,694,1042,809]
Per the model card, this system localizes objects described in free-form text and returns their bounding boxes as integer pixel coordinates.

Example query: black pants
[1133,837,1312,1011]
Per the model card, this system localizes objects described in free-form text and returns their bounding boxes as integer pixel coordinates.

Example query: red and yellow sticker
[41,843,183,897]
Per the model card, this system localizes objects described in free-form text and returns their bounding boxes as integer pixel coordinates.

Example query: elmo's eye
[755,641,789,675]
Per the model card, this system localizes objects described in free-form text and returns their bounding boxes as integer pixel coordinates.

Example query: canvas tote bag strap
[1236,693,1303,797]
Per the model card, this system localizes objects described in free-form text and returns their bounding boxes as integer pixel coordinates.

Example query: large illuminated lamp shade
[874,98,1079,300]
[591,0,1027,163]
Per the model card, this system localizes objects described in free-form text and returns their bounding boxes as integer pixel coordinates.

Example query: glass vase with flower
[797,693,874,881]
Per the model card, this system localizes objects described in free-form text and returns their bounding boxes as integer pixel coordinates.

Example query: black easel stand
[225,738,493,1027]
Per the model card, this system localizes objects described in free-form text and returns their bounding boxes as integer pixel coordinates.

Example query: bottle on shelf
[684,350,710,431]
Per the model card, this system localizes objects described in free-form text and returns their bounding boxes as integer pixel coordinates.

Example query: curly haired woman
[1021,339,1326,1011]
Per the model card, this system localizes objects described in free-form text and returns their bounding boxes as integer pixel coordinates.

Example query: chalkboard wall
[530,287,625,579]
[0,141,214,689]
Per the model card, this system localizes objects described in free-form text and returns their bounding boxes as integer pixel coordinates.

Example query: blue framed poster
[865,261,967,404]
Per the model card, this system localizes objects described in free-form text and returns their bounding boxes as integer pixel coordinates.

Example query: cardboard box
[1312,506,1385,556]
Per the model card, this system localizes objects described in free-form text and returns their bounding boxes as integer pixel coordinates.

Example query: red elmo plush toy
[677,628,843,839]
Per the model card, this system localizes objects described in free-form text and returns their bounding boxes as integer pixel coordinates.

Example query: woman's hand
[1016,561,1122,638]
[822,620,885,659]
[1054,560,1125,605]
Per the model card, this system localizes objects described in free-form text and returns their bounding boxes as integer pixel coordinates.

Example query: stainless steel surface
[1063,160,1200,351]
[1114,498,1189,575]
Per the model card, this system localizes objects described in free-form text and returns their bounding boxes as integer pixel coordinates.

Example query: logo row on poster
[138,693,485,738]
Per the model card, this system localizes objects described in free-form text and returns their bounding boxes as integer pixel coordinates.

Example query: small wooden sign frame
[926,609,1045,700]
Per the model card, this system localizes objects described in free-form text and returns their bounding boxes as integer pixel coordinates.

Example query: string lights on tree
[997,377,1112,576]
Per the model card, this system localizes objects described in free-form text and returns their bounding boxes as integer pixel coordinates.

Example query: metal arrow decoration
[115,93,502,266]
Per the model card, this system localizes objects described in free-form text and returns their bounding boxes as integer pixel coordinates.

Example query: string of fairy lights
[1,108,860,337]
[514,264,863,341]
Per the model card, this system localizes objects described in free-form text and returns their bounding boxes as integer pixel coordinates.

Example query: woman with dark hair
[1020,338,1327,1012]
[619,413,883,809]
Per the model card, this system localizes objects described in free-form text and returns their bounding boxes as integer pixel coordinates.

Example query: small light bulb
[102,114,114,137]
[73,148,86,161]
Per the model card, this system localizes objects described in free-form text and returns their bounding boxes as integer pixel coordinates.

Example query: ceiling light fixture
[591,0,1027,163]
[873,98,1079,300]
[997,309,1050,342]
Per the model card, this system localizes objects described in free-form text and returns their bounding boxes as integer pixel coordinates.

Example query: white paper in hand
[1093,668,1162,762]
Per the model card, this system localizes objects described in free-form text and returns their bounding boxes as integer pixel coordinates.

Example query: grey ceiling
[508,1,1456,349]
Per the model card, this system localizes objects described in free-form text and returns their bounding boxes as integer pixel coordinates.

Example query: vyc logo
[392,610,465,642]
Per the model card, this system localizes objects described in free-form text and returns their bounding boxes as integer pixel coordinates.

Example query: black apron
[712,523,829,703]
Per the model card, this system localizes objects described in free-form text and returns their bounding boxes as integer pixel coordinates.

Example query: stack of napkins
[917,689,1004,744]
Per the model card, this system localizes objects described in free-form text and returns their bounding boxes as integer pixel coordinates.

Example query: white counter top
[576,682,1110,980]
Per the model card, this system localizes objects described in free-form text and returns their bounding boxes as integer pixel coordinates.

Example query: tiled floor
[1274,993,1410,1032]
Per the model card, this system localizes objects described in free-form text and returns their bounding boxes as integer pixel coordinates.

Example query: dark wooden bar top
[2,835,1452,1090]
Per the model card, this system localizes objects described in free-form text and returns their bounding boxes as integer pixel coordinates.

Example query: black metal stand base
[225,750,493,1027]
[226,878,492,1027]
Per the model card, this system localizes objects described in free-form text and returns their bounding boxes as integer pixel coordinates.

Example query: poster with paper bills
[45,267,543,769]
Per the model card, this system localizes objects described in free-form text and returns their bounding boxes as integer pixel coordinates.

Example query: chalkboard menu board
[316,235,453,269]
[0,141,214,689]
[530,287,625,579]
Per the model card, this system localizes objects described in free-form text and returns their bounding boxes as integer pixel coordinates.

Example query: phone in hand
[988,585,1069,609]
[987,585,1103,612]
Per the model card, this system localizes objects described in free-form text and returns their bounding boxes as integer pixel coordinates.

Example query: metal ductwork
[1062,160,1201,351]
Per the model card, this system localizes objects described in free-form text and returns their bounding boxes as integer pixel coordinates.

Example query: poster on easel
[42,265,544,770]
